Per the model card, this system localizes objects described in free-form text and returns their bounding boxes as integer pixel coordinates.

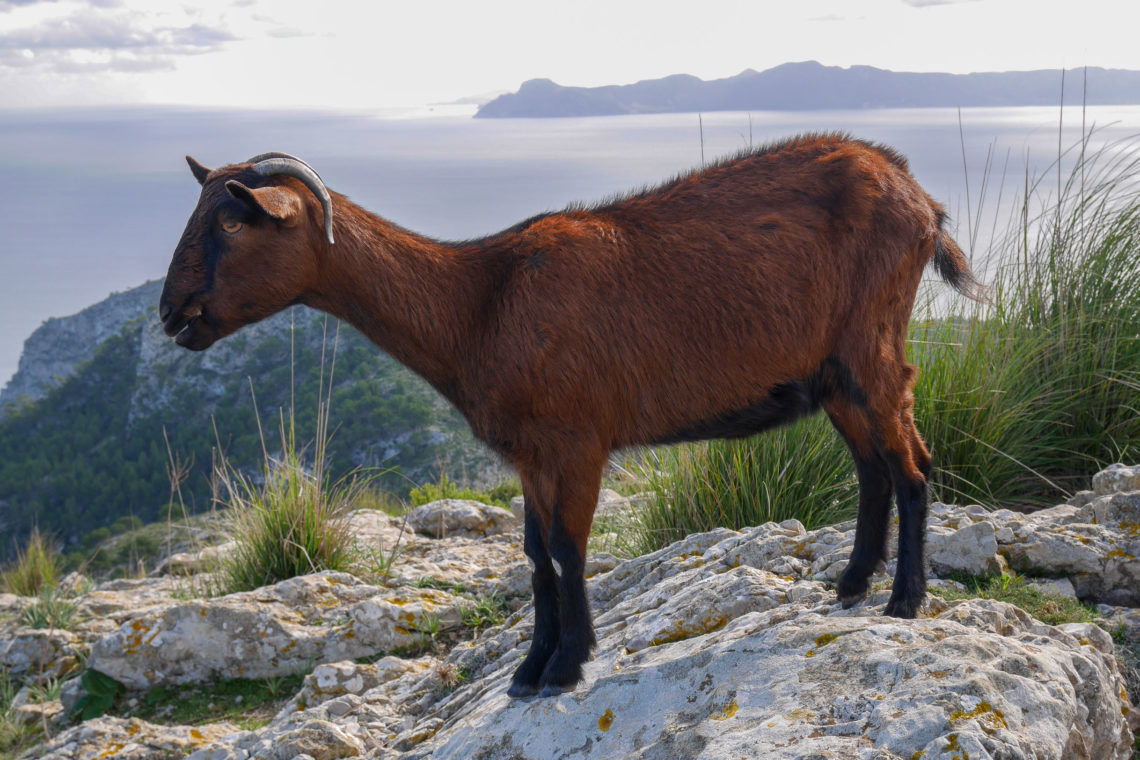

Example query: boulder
[407,499,517,538]
[925,519,1005,576]
[281,655,435,715]
[0,629,81,680]
[1092,463,1140,496]
[88,571,463,689]
[155,541,236,576]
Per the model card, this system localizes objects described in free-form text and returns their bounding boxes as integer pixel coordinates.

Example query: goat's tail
[932,215,988,303]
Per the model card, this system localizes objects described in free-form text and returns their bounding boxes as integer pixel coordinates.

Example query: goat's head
[159,153,335,350]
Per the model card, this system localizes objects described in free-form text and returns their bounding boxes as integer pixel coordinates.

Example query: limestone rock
[404,600,1133,759]
[74,576,191,624]
[388,529,529,600]
[13,472,1140,760]
[12,697,63,726]
[88,571,462,689]
[1092,463,1140,496]
[256,718,364,760]
[0,592,24,620]
[939,481,1140,606]
[281,656,435,716]
[155,541,236,576]
[926,519,1005,576]
[0,629,81,680]
[407,499,516,538]
[1028,576,1079,600]
[26,715,239,760]
[345,509,417,551]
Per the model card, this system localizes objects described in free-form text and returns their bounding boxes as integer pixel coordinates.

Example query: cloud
[0,5,236,73]
[901,0,981,6]
[0,0,121,10]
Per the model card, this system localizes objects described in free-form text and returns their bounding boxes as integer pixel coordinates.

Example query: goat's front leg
[536,446,607,697]
[507,499,559,698]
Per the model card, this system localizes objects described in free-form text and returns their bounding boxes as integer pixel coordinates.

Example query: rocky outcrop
[405,500,517,539]
[6,465,1140,759]
[87,572,465,690]
[0,281,163,409]
[25,717,241,760]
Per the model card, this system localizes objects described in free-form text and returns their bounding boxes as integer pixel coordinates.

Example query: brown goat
[160,135,982,698]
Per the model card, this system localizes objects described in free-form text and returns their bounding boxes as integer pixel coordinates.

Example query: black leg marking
[537,513,596,697]
[884,455,929,619]
[835,446,893,609]
[508,507,560,698]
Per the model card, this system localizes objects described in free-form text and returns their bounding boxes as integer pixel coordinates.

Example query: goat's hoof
[836,586,869,609]
[538,682,575,698]
[507,681,540,699]
[836,578,870,609]
[883,594,922,619]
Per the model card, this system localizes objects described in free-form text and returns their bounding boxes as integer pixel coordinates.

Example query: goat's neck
[304,197,483,402]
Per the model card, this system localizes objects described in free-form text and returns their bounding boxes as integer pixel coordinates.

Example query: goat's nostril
[160,303,172,322]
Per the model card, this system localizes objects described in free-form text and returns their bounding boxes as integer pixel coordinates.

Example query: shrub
[408,473,520,509]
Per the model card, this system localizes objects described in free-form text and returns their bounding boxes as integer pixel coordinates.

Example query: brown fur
[160,134,982,697]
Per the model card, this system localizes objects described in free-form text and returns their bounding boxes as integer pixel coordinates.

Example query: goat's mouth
[164,305,216,351]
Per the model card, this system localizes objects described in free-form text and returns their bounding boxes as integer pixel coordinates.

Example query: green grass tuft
[0,667,40,758]
[2,529,60,597]
[928,572,1100,626]
[459,592,508,633]
[217,328,367,594]
[19,587,78,630]
[218,447,360,594]
[633,415,858,553]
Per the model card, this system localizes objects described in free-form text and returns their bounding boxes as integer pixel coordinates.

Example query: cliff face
[0,280,501,554]
[0,280,163,410]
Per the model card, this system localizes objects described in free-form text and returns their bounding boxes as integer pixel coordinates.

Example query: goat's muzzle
[161,302,212,350]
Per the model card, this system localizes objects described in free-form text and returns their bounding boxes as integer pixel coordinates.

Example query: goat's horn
[245,152,324,181]
[249,155,335,245]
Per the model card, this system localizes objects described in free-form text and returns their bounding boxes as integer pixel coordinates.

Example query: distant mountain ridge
[476,61,1140,118]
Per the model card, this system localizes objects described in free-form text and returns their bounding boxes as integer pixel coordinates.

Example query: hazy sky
[3,0,1140,111]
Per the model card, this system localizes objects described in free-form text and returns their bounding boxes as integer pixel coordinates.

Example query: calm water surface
[2,105,1138,386]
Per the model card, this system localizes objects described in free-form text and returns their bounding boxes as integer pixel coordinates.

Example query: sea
[2,103,1139,388]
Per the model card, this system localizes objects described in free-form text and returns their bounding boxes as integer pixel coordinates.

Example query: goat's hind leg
[883,416,931,619]
[508,493,559,698]
[826,401,892,609]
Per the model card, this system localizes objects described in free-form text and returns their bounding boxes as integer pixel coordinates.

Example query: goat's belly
[645,376,822,446]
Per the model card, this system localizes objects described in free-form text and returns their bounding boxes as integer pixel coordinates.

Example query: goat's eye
[221,220,243,235]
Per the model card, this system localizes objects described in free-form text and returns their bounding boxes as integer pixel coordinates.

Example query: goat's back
[473,134,943,448]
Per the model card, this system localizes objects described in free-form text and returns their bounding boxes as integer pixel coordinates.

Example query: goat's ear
[225,180,303,224]
[186,155,211,186]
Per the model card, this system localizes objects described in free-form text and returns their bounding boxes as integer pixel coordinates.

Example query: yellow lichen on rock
[714,699,738,721]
